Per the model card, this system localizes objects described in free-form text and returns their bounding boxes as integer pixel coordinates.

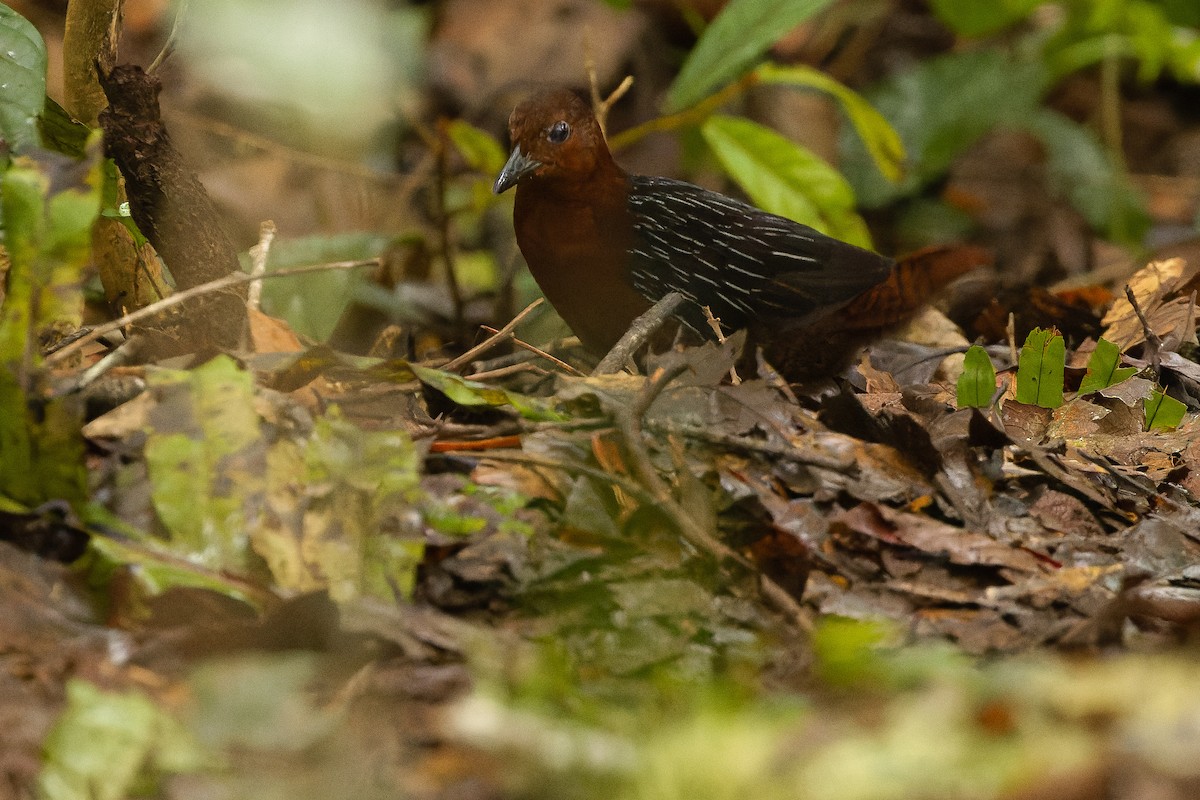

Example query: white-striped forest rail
[494,88,985,379]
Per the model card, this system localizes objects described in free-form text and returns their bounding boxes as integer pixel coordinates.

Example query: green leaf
[446,118,507,174]
[412,364,566,421]
[700,114,872,247]
[254,231,400,341]
[1023,109,1150,246]
[666,0,835,112]
[39,97,91,159]
[757,63,905,182]
[1015,328,1066,409]
[39,680,206,800]
[1145,388,1187,430]
[1078,338,1138,395]
[927,0,1040,36]
[0,5,47,153]
[956,345,997,409]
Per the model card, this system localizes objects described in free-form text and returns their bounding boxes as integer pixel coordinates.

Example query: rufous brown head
[493,89,612,194]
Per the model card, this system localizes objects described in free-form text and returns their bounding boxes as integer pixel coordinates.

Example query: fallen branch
[45,258,380,366]
[593,291,684,375]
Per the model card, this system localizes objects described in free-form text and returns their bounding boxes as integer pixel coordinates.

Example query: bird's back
[625,175,894,337]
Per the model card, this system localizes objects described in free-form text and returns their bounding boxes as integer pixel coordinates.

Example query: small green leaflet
[956,345,996,408]
[1015,327,1065,409]
[411,364,565,421]
[1077,338,1137,395]
[1145,389,1186,431]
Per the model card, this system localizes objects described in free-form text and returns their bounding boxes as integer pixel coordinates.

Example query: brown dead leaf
[1001,402,1053,445]
[249,307,305,354]
[835,503,1045,573]
[1028,490,1105,539]
[1097,376,1155,407]
[1046,399,1109,442]
[1101,258,1200,350]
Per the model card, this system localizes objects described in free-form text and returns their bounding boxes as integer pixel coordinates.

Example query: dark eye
[547,120,571,144]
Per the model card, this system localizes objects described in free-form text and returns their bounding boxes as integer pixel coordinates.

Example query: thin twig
[581,29,634,138]
[643,420,857,473]
[246,220,277,311]
[147,0,188,74]
[442,298,545,371]
[463,362,547,382]
[164,108,418,186]
[1124,284,1163,372]
[593,292,684,375]
[702,305,740,385]
[1006,312,1018,367]
[607,71,758,152]
[45,258,380,366]
[478,326,584,377]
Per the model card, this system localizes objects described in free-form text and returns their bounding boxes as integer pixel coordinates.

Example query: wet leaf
[757,63,905,182]
[446,118,507,174]
[928,0,1040,36]
[0,147,102,508]
[1100,258,1198,350]
[144,356,264,572]
[1025,109,1149,246]
[413,364,565,421]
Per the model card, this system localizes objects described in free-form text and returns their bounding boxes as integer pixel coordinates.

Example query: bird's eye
[547,120,571,144]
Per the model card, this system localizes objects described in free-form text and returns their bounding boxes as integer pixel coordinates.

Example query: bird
[493,88,980,380]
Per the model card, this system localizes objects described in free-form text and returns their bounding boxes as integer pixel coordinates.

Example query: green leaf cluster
[956,330,1189,429]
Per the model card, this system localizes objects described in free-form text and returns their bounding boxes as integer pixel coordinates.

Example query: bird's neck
[525,155,629,207]
[512,157,648,353]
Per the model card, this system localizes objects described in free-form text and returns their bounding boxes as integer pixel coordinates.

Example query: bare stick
[442,298,546,371]
[582,29,634,138]
[1124,284,1163,371]
[147,0,188,74]
[593,292,684,375]
[702,305,741,385]
[45,258,380,366]
[477,326,584,377]
[246,220,277,311]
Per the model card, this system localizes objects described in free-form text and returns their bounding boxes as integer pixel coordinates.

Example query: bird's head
[493,89,612,194]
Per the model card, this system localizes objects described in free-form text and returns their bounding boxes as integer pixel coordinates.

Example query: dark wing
[626,175,894,336]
